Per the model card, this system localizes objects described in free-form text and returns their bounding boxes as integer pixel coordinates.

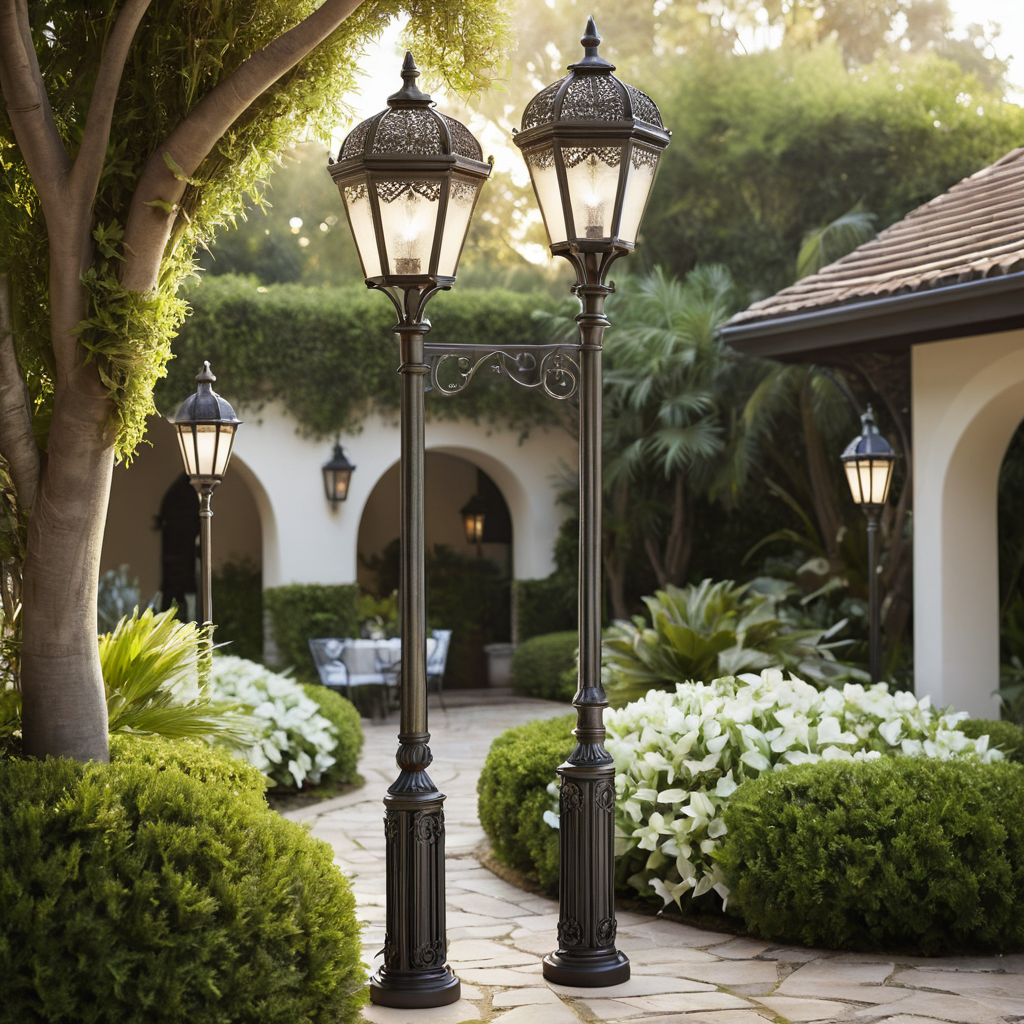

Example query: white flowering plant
[209,655,339,789]
[564,670,1002,911]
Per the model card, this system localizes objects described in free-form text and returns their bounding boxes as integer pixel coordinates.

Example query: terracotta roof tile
[728,147,1024,326]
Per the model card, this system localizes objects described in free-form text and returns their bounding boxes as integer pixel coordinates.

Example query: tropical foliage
[602,578,865,706]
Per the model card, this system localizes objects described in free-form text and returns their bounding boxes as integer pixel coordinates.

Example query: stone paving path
[285,691,1024,1024]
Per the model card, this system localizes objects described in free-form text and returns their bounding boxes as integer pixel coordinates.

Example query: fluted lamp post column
[328,53,491,1009]
[513,18,671,988]
[170,362,242,625]
[841,405,897,684]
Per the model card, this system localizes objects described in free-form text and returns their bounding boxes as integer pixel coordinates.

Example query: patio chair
[426,629,452,711]
[307,638,350,694]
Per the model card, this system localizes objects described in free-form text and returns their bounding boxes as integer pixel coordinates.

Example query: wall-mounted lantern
[460,494,486,545]
[322,444,356,507]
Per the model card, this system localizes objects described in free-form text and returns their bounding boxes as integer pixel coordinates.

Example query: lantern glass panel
[175,425,198,478]
[342,183,382,278]
[525,147,567,245]
[436,179,480,278]
[845,458,893,505]
[464,512,485,543]
[331,468,352,502]
[562,145,622,240]
[618,145,660,244]
[213,425,236,477]
[377,180,440,275]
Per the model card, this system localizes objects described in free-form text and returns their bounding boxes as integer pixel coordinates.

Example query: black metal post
[865,506,881,684]
[370,309,460,1009]
[543,250,629,988]
[195,483,214,625]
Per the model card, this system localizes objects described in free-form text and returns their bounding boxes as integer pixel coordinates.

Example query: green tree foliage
[300,684,364,783]
[510,630,578,701]
[637,44,1024,299]
[721,758,1024,953]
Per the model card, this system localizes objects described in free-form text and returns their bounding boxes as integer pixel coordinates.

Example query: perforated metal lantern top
[328,52,491,287]
[841,406,897,507]
[170,362,242,484]
[513,17,670,252]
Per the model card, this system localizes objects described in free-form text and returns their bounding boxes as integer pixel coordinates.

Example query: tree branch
[0,273,40,513]
[69,0,154,204]
[0,0,70,208]
[122,0,365,292]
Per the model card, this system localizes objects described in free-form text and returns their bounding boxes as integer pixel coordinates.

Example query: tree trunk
[663,472,691,585]
[20,245,113,762]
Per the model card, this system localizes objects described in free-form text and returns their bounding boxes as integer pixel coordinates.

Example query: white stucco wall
[913,327,1024,717]
[231,404,575,587]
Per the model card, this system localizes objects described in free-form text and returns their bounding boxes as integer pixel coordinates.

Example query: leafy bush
[209,655,353,790]
[602,578,865,706]
[515,578,576,643]
[510,631,578,702]
[720,758,1024,953]
[301,684,363,783]
[0,736,365,1022]
[959,718,1024,763]
[603,671,1000,909]
[477,714,575,891]
[212,557,264,661]
[264,583,359,683]
[100,607,251,744]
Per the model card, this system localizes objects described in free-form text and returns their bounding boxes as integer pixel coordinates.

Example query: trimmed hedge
[265,583,359,683]
[515,578,576,643]
[721,758,1024,953]
[959,718,1024,763]
[510,631,578,702]
[301,683,363,783]
[0,736,365,1022]
[477,714,575,891]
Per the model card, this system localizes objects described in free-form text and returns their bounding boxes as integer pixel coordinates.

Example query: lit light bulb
[583,152,605,238]
[394,190,423,274]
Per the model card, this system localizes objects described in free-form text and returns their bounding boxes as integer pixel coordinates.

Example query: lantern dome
[513,17,670,252]
[328,53,491,285]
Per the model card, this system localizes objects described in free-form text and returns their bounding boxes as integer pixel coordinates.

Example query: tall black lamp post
[513,17,670,988]
[328,53,491,1009]
[841,405,897,683]
[170,362,241,624]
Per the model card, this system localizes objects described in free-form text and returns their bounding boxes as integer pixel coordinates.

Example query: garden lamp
[322,444,356,507]
[513,17,670,989]
[460,494,486,545]
[841,405,897,684]
[328,52,490,1010]
[170,362,241,625]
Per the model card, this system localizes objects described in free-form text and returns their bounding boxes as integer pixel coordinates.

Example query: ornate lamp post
[322,444,356,507]
[513,18,670,988]
[841,405,897,683]
[170,362,241,624]
[328,52,491,1009]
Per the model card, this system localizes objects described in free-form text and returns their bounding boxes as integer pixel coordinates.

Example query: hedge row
[264,583,359,683]
[510,631,578,702]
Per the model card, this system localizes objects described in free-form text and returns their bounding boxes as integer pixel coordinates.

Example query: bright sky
[949,0,1024,94]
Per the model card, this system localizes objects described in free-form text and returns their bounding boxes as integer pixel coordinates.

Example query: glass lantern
[841,406,897,506]
[170,362,241,485]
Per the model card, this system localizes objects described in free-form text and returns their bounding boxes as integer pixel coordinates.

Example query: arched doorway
[357,452,513,688]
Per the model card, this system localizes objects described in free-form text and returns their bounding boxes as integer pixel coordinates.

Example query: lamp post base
[543,949,630,987]
[369,968,461,1008]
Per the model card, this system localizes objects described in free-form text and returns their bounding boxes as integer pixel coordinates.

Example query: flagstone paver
[285,690,1024,1024]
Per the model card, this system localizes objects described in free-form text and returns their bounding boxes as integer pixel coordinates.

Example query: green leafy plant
[602,578,864,706]
[0,734,365,1022]
[959,718,1024,763]
[721,758,1024,953]
[100,608,252,745]
[477,714,575,892]
[356,591,399,639]
[510,631,578,702]
[300,684,363,784]
[264,584,360,683]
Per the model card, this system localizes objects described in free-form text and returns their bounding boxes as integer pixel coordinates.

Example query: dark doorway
[156,473,199,618]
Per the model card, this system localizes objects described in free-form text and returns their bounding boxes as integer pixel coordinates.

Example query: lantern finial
[388,51,432,107]
[197,361,216,385]
[571,16,615,71]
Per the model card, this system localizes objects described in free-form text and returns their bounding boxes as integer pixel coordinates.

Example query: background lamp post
[322,444,356,507]
[328,52,490,1010]
[170,362,241,624]
[841,405,897,684]
[513,17,670,988]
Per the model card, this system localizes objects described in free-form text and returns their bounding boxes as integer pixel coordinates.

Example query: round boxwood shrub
[510,631,578,702]
[0,737,365,1023]
[477,713,576,891]
[301,684,364,783]
[958,718,1024,762]
[720,757,1024,954]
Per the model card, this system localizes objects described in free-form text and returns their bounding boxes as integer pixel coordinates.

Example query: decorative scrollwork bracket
[423,342,580,401]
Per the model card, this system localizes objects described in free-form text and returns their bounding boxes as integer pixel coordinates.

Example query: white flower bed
[209,655,338,789]
[590,670,1001,908]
